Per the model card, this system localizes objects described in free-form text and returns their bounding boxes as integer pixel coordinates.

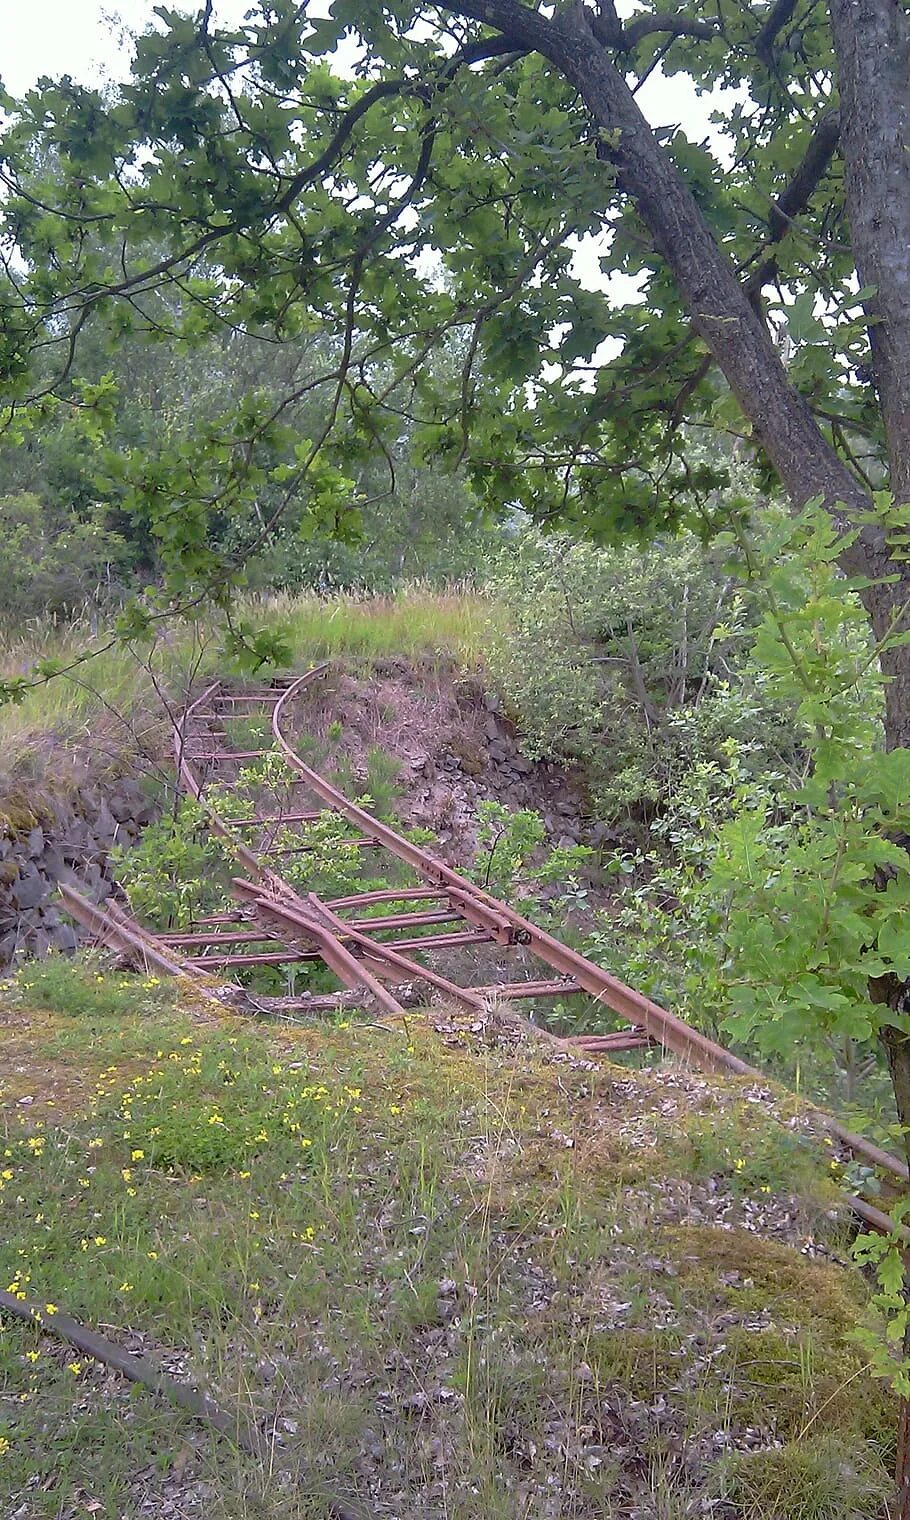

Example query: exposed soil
[287,658,610,867]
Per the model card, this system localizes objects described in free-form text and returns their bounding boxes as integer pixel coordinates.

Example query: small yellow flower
[94,1236,107,1247]
[119,1282,134,1293]
[131,1150,145,1161]
[0,1436,9,1455]
[44,1304,58,1316]
[24,1350,39,1363]
[121,1169,132,1182]
[67,1361,82,1375]
[147,1250,158,1260]
[389,1106,401,1116]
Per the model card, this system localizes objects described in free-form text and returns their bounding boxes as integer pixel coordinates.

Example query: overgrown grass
[0,960,895,1519]
[255,584,493,664]
[0,586,491,767]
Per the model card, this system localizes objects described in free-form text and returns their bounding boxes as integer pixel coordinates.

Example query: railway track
[63,664,909,1233]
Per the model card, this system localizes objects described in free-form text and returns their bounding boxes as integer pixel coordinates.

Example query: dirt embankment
[288,658,609,865]
[0,655,602,965]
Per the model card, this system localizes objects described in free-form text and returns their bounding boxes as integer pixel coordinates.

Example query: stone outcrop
[0,779,157,966]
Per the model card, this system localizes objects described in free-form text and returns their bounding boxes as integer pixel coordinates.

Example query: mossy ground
[0,957,896,1518]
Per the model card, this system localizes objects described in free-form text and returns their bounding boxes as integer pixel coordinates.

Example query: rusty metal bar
[471,979,582,999]
[163,931,285,948]
[272,839,381,853]
[231,879,408,1019]
[223,812,323,827]
[577,1033,652,1052]
[165,911,460,949]
[59,886,217,992]
[186,951,308,968]
[273,673,744,1073]
[189,750,271,763]
[306,894,488,1011]
[186,925,496,967]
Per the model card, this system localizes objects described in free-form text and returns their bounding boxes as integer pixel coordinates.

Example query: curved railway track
[62,664,909,1232]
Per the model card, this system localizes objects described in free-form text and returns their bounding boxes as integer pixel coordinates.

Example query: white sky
[4,0,738,302]
[5,0,728,128]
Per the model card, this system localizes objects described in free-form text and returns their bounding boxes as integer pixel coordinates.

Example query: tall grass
[255,584,493,665]
[0,587,493,765]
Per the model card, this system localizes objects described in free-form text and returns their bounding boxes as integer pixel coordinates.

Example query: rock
[512,753,534,775]
[12,873,48,911]
[38,847,65,879]
[61,820,92,859]
[29,928,52,959]
[108,790,140,824]
[94,800,118,843]
[26,826,44,858]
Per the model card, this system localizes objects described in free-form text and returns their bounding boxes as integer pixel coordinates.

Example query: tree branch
[755,0,800,63]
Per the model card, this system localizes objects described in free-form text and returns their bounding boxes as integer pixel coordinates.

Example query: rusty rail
[61,664,909,1225]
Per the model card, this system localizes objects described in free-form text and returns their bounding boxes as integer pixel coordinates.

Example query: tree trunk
[865,578,910,750]
[829,0,910,506]
[444,0,910,746]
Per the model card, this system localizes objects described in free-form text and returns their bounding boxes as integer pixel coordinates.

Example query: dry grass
[0,587,493,771]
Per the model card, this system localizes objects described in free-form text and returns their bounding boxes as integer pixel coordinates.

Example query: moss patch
[0,970,897,1519]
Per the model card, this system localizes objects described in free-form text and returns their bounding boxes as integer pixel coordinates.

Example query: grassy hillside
[0,958,893,1519]
[0,588,491,770]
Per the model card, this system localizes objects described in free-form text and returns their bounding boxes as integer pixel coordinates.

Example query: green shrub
[488,524,798,829]
[110,798,232,931]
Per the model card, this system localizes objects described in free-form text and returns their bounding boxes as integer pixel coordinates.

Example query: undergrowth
[0,961,895,1519]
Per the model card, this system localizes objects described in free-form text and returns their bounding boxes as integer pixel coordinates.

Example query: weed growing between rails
[0,962,897,1520]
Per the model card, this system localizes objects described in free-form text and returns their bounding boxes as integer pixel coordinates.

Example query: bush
[110,798,232,931]
[488,524,798,828]
[0,493,129,626]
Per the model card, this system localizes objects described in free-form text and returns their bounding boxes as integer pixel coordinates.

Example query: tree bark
[829,0,910,506]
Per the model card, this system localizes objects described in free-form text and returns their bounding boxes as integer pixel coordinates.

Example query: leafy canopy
[0,0,879,614]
